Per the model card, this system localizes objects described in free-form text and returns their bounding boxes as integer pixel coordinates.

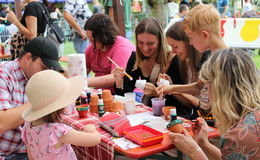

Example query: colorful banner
[165,18,260,49]
[221,18,260,48]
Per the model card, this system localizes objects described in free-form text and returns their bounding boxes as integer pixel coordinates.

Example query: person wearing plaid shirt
[0,37,64,160]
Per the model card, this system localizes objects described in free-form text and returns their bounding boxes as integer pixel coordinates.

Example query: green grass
[59,42,75,68]
[64,42,76,55]
[253,49,260,69]
[61,42,260,69]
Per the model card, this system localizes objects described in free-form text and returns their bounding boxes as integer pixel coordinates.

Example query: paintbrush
[107,57,133,81]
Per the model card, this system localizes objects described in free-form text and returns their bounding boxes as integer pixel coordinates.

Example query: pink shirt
[85,36,135,77]
[21,122,77,160]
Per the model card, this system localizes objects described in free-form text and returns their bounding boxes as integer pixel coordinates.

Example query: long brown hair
[166,22,201,82]
[134,17,170,73]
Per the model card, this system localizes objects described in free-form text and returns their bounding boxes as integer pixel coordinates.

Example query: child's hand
[156,84,174,96]
[83,124,97,133]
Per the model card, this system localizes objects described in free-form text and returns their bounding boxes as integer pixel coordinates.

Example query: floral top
[220,109,260,160]
[21,122,77,160]
[64,0,92,30]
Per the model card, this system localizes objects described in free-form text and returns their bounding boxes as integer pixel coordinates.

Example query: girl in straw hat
[21,70,101,160]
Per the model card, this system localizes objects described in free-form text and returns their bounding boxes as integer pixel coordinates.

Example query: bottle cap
[170,108,176,115]
[81,91,86,97]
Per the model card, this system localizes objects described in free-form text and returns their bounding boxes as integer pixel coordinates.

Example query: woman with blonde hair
[169,48,260,159]
[113,17,192,118]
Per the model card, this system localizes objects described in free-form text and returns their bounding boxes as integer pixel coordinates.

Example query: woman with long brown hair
[113,17,192,118]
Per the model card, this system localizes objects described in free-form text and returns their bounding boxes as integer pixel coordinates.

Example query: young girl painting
[21,70,101,159]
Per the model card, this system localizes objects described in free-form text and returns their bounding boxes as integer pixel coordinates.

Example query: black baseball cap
[24,36,64,72]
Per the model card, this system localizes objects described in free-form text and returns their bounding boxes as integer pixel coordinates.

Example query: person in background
[64,0,92,53]
[124,0,133,40]
[102,0,133,41]
[21,70,101,159]
[180,0,190,7]
[0,37,64,160]
[7,0,48,59]
[85,13,135,93]
[132,0,141,13]
[0,5,11,26]
[166,21,201,113]
[175,4,189,19]
[113,17,192,119]
[243,0,253,14]
[217,0,231,18]
[169,48,260,160]
[93,0,102,14]
[49,3,61,23]
[167,0,179,22]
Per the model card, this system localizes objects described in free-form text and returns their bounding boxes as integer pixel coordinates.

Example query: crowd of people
[0,1,259,160]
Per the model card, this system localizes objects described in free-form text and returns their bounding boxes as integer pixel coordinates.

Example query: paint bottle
[98,99,105,117]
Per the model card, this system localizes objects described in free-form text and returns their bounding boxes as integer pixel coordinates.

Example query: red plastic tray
[123,125,163,147]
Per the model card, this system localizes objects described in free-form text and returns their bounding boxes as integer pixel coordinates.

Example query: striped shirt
[0,59,27,157]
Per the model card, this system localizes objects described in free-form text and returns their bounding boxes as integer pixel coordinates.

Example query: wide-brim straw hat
[22,70,83,121]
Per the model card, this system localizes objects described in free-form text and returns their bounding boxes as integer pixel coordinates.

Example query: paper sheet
[127,112,168,133]
[113,137,140,150]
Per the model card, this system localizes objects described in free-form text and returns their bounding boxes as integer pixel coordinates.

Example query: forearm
[199,141,222,160]
[170,82,201,95]
[174,93,199,109]
[0,102,30,133]
[189,148,208,160]
[12,19,36,40]
[87,74,115,88]
[64,11,82,34]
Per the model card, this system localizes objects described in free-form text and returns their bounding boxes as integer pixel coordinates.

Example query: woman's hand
[144,82,157,96]
[6,11,18,24]
[169,128,201,157]
[157,73,173,85]
[193,118,210,146]
[156,84,174,97]
[112,66,125,88]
